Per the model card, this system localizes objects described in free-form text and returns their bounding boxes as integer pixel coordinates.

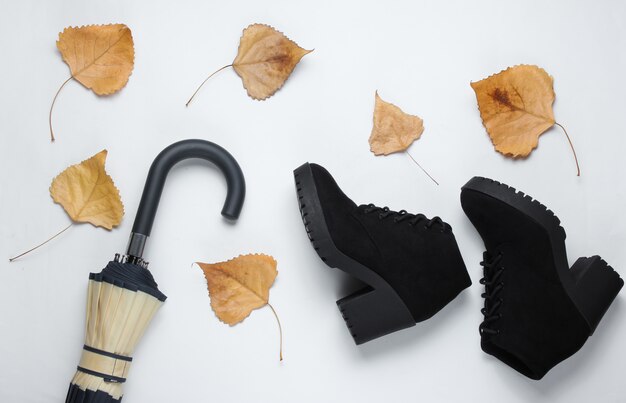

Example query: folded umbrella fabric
[65,258,166,402]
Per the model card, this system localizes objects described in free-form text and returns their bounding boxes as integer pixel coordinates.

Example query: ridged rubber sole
[462,176,623,334]
[294,163,415,344]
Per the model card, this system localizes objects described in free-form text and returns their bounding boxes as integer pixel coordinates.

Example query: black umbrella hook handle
[125,139,245,261]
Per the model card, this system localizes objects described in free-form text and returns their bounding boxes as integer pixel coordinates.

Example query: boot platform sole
[463,176,623,335]
[294,163,415,344]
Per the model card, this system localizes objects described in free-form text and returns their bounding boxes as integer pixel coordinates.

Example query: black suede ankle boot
[293,162,471,344]
[461,176,623,380]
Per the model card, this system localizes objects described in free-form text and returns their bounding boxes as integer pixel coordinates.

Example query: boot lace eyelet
[478,251,505,337]
[360,204,449,231]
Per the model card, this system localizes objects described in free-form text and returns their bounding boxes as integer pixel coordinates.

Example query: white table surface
[1,0,625,402]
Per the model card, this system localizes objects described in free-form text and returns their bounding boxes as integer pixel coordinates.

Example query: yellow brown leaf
[186,24,311,105]
[57,24,135,95]
[50,150,124,229]
[233,24,312,100]
[197,254,278,325]
[470,65,556,157]
[471,65,581,175]
[369,92,425,155]
[50,24,134,141]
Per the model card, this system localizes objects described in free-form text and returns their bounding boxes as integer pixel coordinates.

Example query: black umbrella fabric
[65,139,246,402]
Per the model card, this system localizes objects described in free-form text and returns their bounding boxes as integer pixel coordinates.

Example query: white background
[1,0,625,402]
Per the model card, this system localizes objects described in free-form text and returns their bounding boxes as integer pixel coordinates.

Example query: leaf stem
[554,122,581,177]
[267,303,283,361]
[405,151,439,185]
[9,223,73,262]
[186,64,233,107]
[49,76,73,142]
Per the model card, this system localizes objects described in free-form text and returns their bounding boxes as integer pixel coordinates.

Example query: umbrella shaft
[126,232,147,260]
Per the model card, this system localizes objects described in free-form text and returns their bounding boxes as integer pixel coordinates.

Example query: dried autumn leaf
[50,150,124,229]
[233,24,312,100]
[57,24,134,95]
[50,24,135,141]
[10,150,124,261]
[198,254,277,324]
[186,24,312,105]
[369,91,424,155]
[369,92,437,185]
[471,64,580,175]
[196,254,283,360]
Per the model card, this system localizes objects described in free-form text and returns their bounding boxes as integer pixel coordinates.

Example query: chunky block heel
[337,286,416,345]
[569,256,624,334]
[294,163,416,344]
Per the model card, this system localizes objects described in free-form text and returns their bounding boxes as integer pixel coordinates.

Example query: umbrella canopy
[65,139,246,402]
[66,258,166,402]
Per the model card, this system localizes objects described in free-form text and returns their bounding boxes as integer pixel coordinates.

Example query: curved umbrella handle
[126,139,245,260]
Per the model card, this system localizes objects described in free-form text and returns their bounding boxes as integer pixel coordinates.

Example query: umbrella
[65,139,246,402]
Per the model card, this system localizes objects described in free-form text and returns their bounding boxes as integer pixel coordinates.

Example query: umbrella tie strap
[77,345,133,383]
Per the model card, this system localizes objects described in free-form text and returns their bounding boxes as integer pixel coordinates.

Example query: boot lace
[479,252,504,336]
[361,204,450,232]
